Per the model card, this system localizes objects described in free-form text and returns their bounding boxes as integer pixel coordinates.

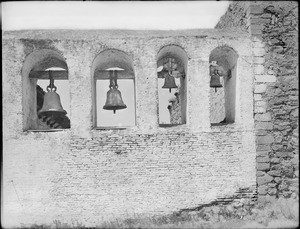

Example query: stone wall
[2,29,256,227]
[215,1,250,32]
[216,1,299,200]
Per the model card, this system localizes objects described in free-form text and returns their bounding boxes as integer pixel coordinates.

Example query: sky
[1,1,230,30]
[2,1,230,126]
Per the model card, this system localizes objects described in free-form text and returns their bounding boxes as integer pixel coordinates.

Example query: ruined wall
[215,1,250,32]
[3,30,256,227]
[216,1,299,199]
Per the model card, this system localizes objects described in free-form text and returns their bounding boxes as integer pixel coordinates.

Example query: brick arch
[91,49,134,75]
[156,44,189,75]
[22,49,68,77]
[209,45,238,72]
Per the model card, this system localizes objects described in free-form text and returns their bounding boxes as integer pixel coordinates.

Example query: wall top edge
[2,28,250,41]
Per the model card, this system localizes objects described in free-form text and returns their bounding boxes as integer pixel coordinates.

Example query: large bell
[38,91,67,117]
[162,73,177,93]
[103,88,127,114]
[210,74,223,89]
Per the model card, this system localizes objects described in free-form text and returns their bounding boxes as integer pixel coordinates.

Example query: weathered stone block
[257,135,274,144]
[268,188,277,195]
[271,158,280,163]
[268,170,281,177]
[256,129,268,136]
[290,109,298,117]
[255,75,276,83]
[255,122,273,130]
[255,106,267,113]
[254,94,262,101]
[255,113,272,121]
[258,195,276,203]
[257,150,269,157]
[249,5,264,15]
[257,144,271,151]
[272,144,283,151]
[257,171,266,177]
[252,41,265,48]
[276,151,289,158]
[261,13,272,18]
[255,100,267,108]
[274,133,283,143]
[255,101,267,110]
[257,156,270,163]
[254,84,267,93]
[257,162,270,171]
[257,173,273,185]
[268,182,276,188]
[253,47,265,56]
[258,185,268,195]
[254,65,265,74]
[253,57,265,64]
[275,177,281,183]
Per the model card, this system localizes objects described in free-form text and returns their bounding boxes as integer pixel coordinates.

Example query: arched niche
[209,46,238,125]
[22,49,69,131]
[91,49,135,128]
[156,45,189,126]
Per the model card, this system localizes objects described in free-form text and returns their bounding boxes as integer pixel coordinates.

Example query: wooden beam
[29,70,135,80]
[157,71,184,79]
[94,70,135,80]
[29,70,183,80]
[29,71,68,80]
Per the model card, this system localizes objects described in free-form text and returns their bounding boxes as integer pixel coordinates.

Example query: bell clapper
[215,88,217,93]
[113,110,116,114]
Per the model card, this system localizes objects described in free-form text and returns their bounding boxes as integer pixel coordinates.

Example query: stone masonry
[2,29,257,227]
[216,1,298,200]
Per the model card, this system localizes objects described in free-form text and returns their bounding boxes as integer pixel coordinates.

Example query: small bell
[210,74,222,92]
[209,64,223,92]
[38,91,67,117]
[103,87,127,114]
[103,70,127,114]
[38,71,67,118]
[162,73,177,93]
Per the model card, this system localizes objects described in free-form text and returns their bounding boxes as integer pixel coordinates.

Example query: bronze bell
[209,64,223,92]
[38,91,67,117]
[162,73,177,93]
[210,74,223,89]
[103,87,127,114]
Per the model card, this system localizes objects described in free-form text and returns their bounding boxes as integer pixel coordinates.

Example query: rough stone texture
[2,29,256,227]
[216,1,298,200]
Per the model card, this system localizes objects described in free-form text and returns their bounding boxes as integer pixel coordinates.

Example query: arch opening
[209,46,238,125]
[91,49,136,128]
[156,45,188,126]
[22,49,70,131]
